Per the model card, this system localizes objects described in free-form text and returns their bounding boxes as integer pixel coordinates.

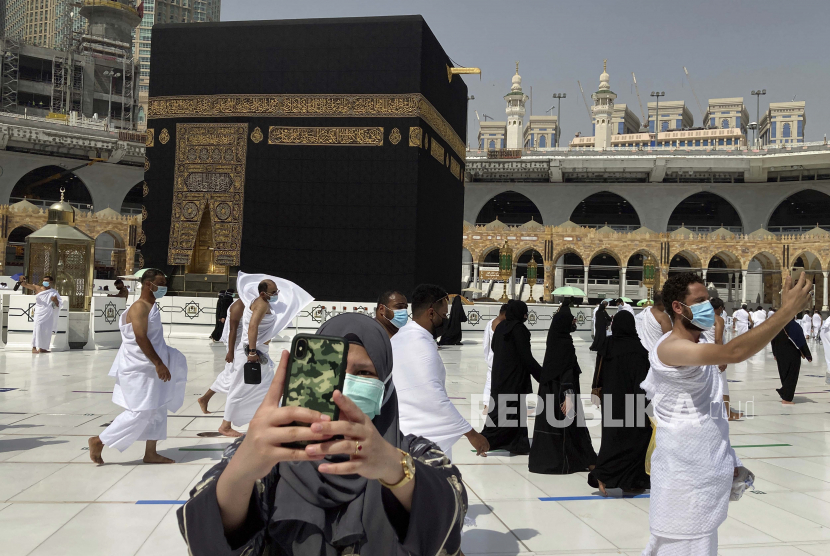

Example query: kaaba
[143,15,467,300]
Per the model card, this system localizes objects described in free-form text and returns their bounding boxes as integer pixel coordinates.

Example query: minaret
[591,60,617,150]
[504,62,528,149]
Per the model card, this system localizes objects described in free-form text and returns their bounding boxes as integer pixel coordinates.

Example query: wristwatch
[378,449,416,490]
[246,347,258,356]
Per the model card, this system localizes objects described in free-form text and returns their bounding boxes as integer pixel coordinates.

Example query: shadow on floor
[0,436,67,453]
[0,423,42,432]
[461,503,539,555]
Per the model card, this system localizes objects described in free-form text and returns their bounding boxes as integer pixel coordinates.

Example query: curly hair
[661,272,704,321]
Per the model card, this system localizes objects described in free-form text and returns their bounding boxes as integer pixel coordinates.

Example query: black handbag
[244,361,261,384]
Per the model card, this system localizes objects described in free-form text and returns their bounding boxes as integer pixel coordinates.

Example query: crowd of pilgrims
[79,265,824,556]
[479,297,654,493]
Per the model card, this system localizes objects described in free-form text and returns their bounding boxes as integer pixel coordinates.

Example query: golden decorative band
[147,93,464,159]
[145,128,154,147]
[268,126,384,146]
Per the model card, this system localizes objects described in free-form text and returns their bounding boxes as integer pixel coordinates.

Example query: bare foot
[31,348,37,354]
[728,412,742,421]
[598,480,607,497]
[218,422,242,437]
[197,396,211,414]
[781,400,795,405]
[39,349,50,353]
[88,436,104,464]
[143,453,175,464]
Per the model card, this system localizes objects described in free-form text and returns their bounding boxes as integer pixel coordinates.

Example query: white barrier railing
[85,296,126,350]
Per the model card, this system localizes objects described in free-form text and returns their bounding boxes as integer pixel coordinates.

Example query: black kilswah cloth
[589,306,610,351]
[176,313,467,556]
[438,296,468,345]
[772,319,811,402]
[528,301,597,474]
[587,311,651,490]
[480,300,541,454]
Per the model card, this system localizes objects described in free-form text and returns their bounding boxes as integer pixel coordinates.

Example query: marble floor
[1,332,829,555]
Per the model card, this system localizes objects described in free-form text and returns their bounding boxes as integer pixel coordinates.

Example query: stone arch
[706,250,743,270]
[623,248,661,283]
[587,248,622,267]
[588,250,621,293]
[10,165,93,208]
[748,250,783,306]
[550,246,588,266]
[475,190,544,226]
[669,249,703,273]
[120,180,145,216]
[767,188,830,230]
[94,230,128,279]
[667,192,743,232]
[4,225,36,274]
[791,251,822,271]
[569,191,641,228]
[479,244,501,264]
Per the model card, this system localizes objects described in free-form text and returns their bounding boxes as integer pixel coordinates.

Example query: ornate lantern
[642,255,657,304]
[24,189,95,311]
[498,240,513,302]
[527,258,538,303]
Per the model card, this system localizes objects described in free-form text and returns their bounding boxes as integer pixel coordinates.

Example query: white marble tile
[0,335,827,555]
[0,503,87,556]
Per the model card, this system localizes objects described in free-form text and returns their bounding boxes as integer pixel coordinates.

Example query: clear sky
[221,0,829,143]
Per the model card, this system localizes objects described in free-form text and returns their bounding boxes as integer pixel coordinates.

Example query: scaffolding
[50,53,85,114]
[1,36,21,112]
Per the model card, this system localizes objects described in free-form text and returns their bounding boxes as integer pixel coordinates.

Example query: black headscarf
[501,299,529,334]
[272,313,398,554]
[603,311,647,360]
[542,301,577,382]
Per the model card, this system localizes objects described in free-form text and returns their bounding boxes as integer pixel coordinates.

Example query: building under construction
[0,0,141,130]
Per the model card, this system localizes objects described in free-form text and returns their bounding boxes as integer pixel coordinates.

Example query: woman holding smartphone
[177,313,467,555]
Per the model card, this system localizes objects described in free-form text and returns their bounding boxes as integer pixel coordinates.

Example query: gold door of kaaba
[186,209,227,275]
[168,123,247,267]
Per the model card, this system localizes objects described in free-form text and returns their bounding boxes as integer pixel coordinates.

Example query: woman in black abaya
[529,299,597,474]
[438,295,468,346]
[587,311,651,494]
[589,301,610,352]
[480,300,541,454]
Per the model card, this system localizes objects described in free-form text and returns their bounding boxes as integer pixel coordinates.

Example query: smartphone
[281,334,349,447]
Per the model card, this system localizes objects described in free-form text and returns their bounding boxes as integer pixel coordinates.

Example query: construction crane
[683,66,706,126]
[631,72,648,129]
[577,80,592,125]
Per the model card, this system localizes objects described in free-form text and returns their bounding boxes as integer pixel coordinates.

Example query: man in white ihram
[88,269,188,464]
[224,272,313,429]
[731,303,752,336]
[641,271,811,555]
[197,291,245,436]
[393,284,490,460]
[19,275,62,353]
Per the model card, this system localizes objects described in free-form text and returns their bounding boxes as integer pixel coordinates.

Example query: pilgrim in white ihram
[223,272,313,427]
[32,285,63,351]
[99,289,188,453]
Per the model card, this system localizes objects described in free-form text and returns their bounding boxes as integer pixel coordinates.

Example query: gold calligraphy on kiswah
[268,127,384,146]
[147,93,464,160]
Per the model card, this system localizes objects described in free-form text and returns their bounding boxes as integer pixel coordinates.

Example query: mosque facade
[464,63,829,309]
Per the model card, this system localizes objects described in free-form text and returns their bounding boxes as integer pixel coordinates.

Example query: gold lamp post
[24,189,95,311]
[642,255,657,304]
[498,240,513,303]
[527,258,538,303]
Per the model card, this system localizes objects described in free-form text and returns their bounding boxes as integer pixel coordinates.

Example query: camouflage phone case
[281,334,348,447]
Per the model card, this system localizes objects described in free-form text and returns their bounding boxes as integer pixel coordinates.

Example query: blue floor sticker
[539,494,650,501]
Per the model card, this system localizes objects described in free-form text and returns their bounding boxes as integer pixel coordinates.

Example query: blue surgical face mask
[386,306,409,329]
[42,281,50,287]
[152,285,167,299]
[342,374,384,420]
[680,300,715,330]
